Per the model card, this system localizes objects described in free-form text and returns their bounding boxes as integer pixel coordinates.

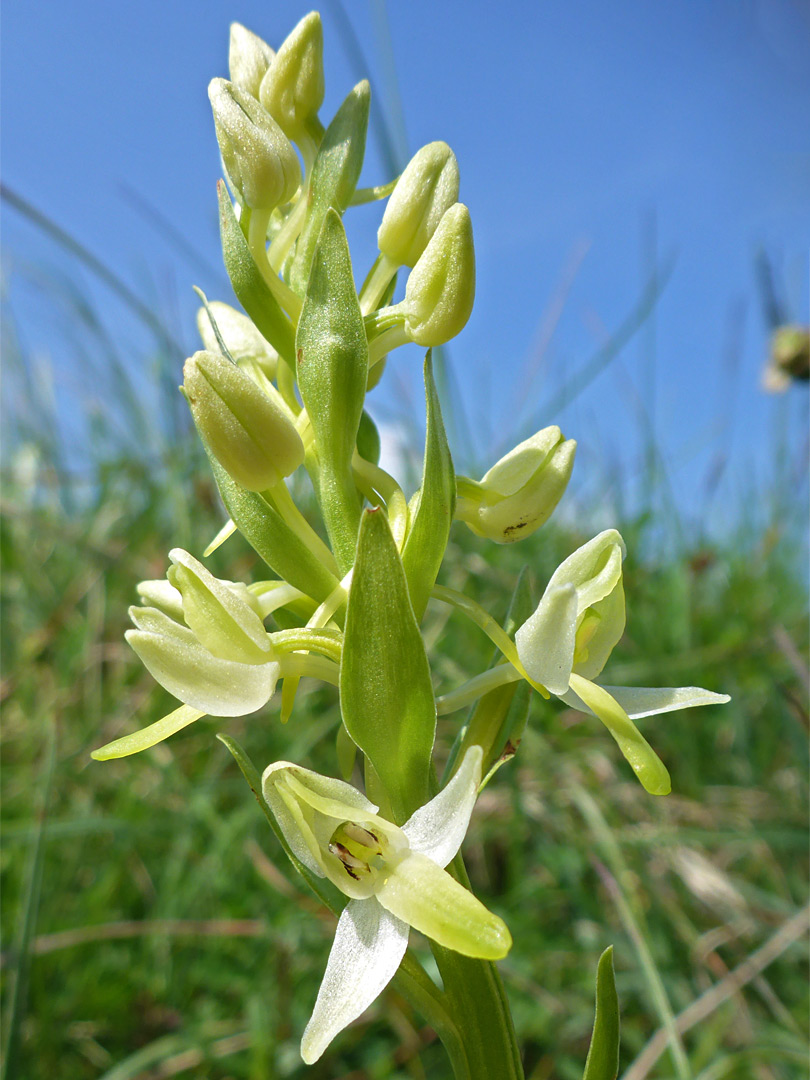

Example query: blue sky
[3,0,808,533]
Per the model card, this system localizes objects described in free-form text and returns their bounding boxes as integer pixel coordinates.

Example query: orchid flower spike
[515,529,730,795]
[262,746,511,1063]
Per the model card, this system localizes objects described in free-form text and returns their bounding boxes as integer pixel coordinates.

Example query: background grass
[1,192,808,1080]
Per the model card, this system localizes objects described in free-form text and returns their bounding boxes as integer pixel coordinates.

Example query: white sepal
[126,606,279,716]
[561,683,731,720]
[515,583,578,694]
[300,898,409,1064]
[402,746,482,867]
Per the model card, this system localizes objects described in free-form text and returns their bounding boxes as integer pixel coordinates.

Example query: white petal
[402,746,482,867]
[136,579,184,621]
[168,547,271,660]
[300,898,409,1064]
[480,426,562,496]
[572,578,626,681]
[593,684,730,719]
[126,607,278,716]
[261,762,381,878]
[515,582,578,694]
[547,529,625,615]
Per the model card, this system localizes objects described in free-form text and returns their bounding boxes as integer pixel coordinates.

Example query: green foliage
[296,209,368,572]
[340,509,436,822]
[401,353,456,622]
[583,947,620,1080]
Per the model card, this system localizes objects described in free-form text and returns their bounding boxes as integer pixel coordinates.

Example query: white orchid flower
[515,529,729,795]
[261,746,510,1063]
[126,548,281,717]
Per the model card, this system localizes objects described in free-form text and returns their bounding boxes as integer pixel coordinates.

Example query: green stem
[436,663,522,715]
[265,480,339,577]
[394,954,471,1080]
[270,627,342,663]
[430,856,523,1080]
[359,252,398,315]
[247,210,303,320]
[431,585,549,699]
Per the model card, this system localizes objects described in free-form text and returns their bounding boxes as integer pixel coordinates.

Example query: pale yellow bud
[183,350,304,491]
[457,427,576,543]
[259,12,324,143]
[228,23,275,99]
[208,78,301,211]
[378,142,460,268]
[401,203,475,346]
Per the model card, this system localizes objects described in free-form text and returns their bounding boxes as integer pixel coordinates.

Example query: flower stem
[430,854,524,1079]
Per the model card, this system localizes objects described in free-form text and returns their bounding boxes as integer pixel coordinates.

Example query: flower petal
[480,426,562,497]
[567,673,672,796]
[376,851,511,959]
[168,548,272,663]
[573,578,626,681]
[91,703,205,760]
[262,761,381,879]
[547,529,625,616]
[402,746,482,867]
[300,898,409,1064]
[126,607,279,716]
[136,579,185,622]
[562,683,731,720]
[515,582,578,694]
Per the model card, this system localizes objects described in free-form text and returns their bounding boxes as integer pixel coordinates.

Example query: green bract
[296,210,368,572]
[341,509,436,822]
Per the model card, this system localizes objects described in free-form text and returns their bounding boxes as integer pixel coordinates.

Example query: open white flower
[515,529,730,795]
[262,746,510,1063]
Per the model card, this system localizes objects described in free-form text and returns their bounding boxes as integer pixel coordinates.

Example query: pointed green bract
[290,81,370,294]
[217,181,296,365]
[583,947,620,1080]
[206,450,340,604]
[401,353,455,621]
[341,509,436,822]
[296,209,368,571]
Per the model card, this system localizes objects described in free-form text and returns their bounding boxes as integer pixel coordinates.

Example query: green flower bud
[208,78,301,211]
[259,12,324,144]
[228,23,275,99]
[378,141,460,268]
[457,427,577,543]
[183,350,304,491]
[401,203,475,346]
[196,301,278,380]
